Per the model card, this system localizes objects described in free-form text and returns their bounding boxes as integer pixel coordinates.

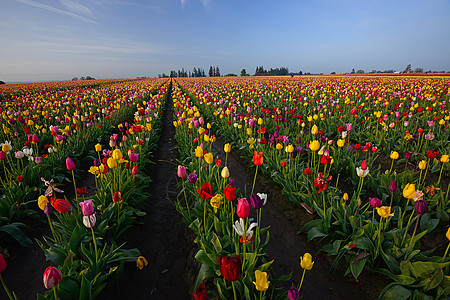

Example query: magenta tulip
[236,198,250,219]
[66,157,76,171]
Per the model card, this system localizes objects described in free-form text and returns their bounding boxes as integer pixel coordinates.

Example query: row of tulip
[0,79,165,245]
[176,76,450,299]
[0,79,169,299]
[172,80,315,300]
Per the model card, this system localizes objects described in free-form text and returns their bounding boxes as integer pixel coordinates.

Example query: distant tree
[404,64,412,73]
[86,76,95,80]
[414,67,424,73]
[370,70,377,73]
[356,70,365,74]
[298,71,303,75]
[209,66,214,77]
[225,73,237,76]
[0,80,5,84]
[351,68,355,74]
[330,71,336,74]
[240,69,247,76]
[72,77,78,81]
[215,66,220,77]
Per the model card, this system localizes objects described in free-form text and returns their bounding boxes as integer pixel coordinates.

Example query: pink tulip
[132,165,139,175]
[236,198,250,219]
[79,199,94,216]
[66,157,76,171]
[177,165,187,178]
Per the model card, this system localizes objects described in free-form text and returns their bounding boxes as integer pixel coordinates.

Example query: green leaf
[350,256,368,280]
[379,283,412,300]
[0,223,33,248]
[194,264,216,290]
[195,249,215,267]
[79,275,93,300]
[307,227,327,242]
[420,213,439,233]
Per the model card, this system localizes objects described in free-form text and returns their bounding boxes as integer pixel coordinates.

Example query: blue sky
[1,0,450,82]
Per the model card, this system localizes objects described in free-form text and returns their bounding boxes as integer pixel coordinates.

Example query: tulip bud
[177,165,187,178]
[369,197,382,208]
[43,266,62,289]
[221,166,230,178]
[361,160,367,170]
[300,253,314,270]
[83,214,96,228]
[224,143,231,153]
[112,191,122,203]
[236,198,250,219]
[0,253,6,274]
[132,165,138,175]
[66,157,76,171]
[79,199,94,216]
[95,143,102,152]
[44,203,54,215]
[389,181,398,192]
[414,199,427,215]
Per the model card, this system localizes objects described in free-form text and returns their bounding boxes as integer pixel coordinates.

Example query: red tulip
[236,198,250,218]
[280,161,287,167]
[361,160,367,170]
[0,253,6,274]
[43,266,62,289]
[218,254,242,282]
[252,151,263,165]
[16,175,25,182]
[51,198,71,213]
[66,157,76,171]
[197,182,215,199]
[304,168,311,175]
[215,158,222,167]
[112,191,122,203]
[132,165,139,175]
[193,284,207,300]
[426,150,439,159]
[223,186,236,201]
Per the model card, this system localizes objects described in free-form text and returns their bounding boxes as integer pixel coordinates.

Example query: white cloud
[59,0,93,16]
[15,0,98,24]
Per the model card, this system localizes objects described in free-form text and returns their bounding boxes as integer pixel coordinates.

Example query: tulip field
[1,74,450,299]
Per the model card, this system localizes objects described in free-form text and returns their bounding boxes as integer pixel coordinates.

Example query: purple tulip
[405,152,412,159]
[414,199,427,215]
[389,181,398,192]
[369,197,382,208]
[44,203,53,215]
[93,159,101,167]
[187,172,197,184]
[249,194,264,209]
[297,146,303,154]
[229,177,235,186]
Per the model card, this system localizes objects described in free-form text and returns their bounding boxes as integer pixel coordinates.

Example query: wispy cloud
[15,0,98,24]
[59,0,93,16]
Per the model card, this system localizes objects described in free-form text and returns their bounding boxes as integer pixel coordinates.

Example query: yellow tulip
[221,166,230,178]
[107,157,117,169]
[204,152,213,164]
[376,206,394,218]
[95,143,102,152]
[195,146,203,158]
[403,183,416,199]
[276,143,283,150]
[224,143,231,153]
[441,155,449,163]
[300,253,314,270]
[342,193,348,201]
[446,228,450,241]
[286,144,294,153]
[258,118,263,125]
[38,195,49,211]
[112,149,123,161]
[418,160,427,170]
[247,128,252,135]
[309,140,320,152]
[210,194,223,213]
[311,124,319,135]
[136,256,148,270]
[337,139,345,148]
[390,151,399,160]
[253,270,269,291]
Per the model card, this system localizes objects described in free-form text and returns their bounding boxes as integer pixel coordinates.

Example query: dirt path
[98,81,195,299]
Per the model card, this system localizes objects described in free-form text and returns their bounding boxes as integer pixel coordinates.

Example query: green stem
[232,281,237,300]
[182,179,191,216]
[53,285,58,300]
[401,212,415,247]
[90,222,98,263]
[437,163,445,186]
[0,274,14,300]
[46,214,60,244]
[441,242,450,263]
[251,165,258,196]
[298,268,306,292]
